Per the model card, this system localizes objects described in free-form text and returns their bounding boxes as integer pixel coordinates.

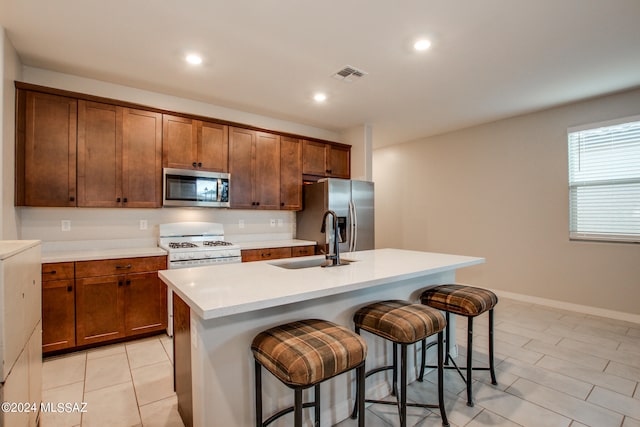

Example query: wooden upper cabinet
[122,108,163,207]
[228,127,254,209]
[16,90,77,206]
[163,114,228,172]
[229,127,281,209]
[77,101,122,207]
[328,144,350,178]
[280,136,302,210]
[302,140,350,179]
[78,101,162,208]
[302,140,327,176]
[254,132,281,210]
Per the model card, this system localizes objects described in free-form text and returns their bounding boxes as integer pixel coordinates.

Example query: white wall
[341,124,372,181]
[374,88,640,317]
[1,27,22,240]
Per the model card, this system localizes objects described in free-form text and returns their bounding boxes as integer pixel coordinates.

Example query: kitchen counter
[159,248,484,427]
[160,248,482,320]
[0,240,40,260]
[236,238,316,250]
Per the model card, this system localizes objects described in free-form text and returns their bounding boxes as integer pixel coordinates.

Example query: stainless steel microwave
[163,168,230,207]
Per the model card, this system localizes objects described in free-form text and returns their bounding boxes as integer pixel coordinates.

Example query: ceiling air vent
[332,65,368,83]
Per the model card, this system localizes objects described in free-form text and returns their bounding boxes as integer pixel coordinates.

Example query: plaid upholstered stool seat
[251,319,367,427]
[351,300,449,427]
[420,284,499,407]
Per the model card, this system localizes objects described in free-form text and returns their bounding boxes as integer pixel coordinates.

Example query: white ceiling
[2,0,640,148]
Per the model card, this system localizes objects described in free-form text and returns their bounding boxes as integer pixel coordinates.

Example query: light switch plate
[61,220,71,232]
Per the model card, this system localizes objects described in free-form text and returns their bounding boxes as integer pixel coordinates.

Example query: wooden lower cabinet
[75,275,125,346]
[42,255,167,353]
[125,271,167,335]
[42,262,76,352]
[42,279,76,352]
[241,245,316,262]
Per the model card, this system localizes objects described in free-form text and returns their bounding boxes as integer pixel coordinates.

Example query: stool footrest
[262,402,317,427]
[365,399,442,410]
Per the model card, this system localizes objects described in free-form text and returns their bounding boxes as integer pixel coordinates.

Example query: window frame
[567,115,640,244]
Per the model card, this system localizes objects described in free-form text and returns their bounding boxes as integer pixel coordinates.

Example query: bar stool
[251,319,367,427]
[420,284,498,407]
[351,300,449,427]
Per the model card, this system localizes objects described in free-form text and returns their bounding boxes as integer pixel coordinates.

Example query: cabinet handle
[118,281,123,287]
[67,285,73,292]
[280,202,284,206]
[256,202,260,206]
[261,253,271,257]
[116,197,121,203]
[326,169,332,174]
[198,162,202,167]
[192,162,197,168]
[43,270,57,275]
[126,279,131,286]
[115,264,132,270]
[69,196,75,202]
[123,197,128,203]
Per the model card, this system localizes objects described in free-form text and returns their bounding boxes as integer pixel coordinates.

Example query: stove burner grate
[202,240,233,247]
[168,242,198,249]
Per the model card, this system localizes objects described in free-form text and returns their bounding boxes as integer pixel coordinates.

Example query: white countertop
[0,240,40,260]
[237,239,316,250]
[158,248,484,320]
[42,247,167,263]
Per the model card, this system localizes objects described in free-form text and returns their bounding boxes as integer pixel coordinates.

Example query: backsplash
[18,207,296,243]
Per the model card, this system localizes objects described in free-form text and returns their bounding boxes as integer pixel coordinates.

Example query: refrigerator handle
[349,200,357,252]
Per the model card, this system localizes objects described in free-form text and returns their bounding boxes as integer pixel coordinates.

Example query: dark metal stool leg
[314,384,321,426]
[255,361,262,427]
[294,388,303,427]
[437,331,449,426]
[357,364,365,427]
[445,312,451,365]
[418,338,426,381]
[392,343,398,397]
[400,344,407,427]
[489,309,498,385]
[466,316,474,407]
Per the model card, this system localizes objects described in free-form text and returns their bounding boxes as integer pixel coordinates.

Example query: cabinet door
[328,145,350,178]
[241,247,292,262]
[198,121,228,172]
[20,91,77,207]
[42,279,76,352]
[254,132,281,209]
[229,127,255,209]
[122,108,163,207]
[75,275,125,346]
[77,100,122,207]
[280,136,302,210]
[302,140,328,176]
[163,114,197,169]
[124,272,167,336]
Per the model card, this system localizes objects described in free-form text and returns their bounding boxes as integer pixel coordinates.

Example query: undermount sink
[270,258,356,270]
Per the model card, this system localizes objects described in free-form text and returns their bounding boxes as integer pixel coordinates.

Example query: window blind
[568,116,640,242]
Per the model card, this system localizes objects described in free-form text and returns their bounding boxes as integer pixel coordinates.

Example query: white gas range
[159,222,242,269]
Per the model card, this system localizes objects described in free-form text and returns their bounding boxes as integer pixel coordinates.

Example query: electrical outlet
[139,220,148,230]
[277,219,284,228]
[238,219,245,229]
[270,219,276,227]
[61,220,71,232]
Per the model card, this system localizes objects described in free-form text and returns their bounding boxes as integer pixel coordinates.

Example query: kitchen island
[158,248,484,427]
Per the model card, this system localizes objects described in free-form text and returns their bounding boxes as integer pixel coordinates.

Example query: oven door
[163,168,230,207]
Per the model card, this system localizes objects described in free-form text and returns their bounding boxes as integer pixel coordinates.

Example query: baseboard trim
[491,289,640,325]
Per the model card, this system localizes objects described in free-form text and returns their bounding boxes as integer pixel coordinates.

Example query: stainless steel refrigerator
[296,179,374,252]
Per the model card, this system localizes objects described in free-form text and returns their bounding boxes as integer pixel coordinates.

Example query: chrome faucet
[320,210,341,267]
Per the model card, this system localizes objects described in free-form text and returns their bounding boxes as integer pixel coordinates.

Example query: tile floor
[41,297,640,426]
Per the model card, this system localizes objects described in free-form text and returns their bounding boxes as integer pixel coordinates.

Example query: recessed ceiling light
[186,54,202,65]
[414,39,432,51]
[313,93,327,102]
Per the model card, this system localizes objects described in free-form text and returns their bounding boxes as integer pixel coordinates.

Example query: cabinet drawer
[291,245,316,257]
[75,256,167,278]
[241,247,292,262]
[42,262,75,281]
